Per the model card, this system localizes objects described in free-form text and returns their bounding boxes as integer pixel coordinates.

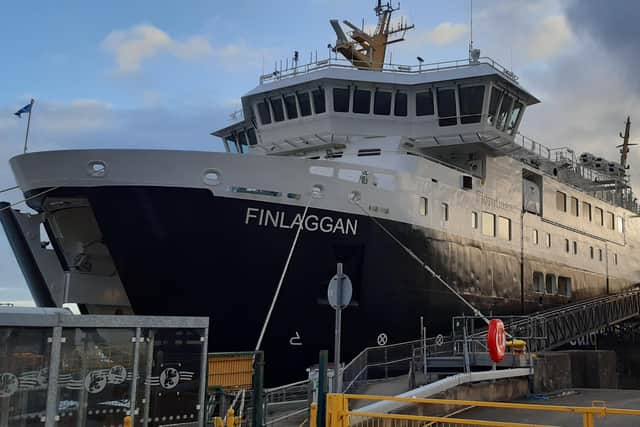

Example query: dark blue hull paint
[24,186,606,384]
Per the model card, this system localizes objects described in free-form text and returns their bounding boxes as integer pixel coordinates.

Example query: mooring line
[255,194,314,352]
[354,200,491,326]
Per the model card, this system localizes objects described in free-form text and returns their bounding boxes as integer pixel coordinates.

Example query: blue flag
[14,102,32,118]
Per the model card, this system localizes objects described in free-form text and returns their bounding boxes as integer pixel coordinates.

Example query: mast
[618,116,634,171]
[330,2,414,70]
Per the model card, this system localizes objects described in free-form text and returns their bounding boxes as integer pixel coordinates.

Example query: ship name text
[245,207,358,235]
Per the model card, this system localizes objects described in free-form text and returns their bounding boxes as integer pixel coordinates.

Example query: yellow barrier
[208,352,254,391]
[321,393,640,427]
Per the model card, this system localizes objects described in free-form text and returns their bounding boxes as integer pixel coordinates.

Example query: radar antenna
[330,1,414,70]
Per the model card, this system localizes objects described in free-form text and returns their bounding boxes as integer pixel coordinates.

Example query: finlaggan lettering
[245,207,357,235]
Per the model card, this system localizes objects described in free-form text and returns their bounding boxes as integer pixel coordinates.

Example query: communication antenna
[617,116,636,172]
[468,0,480,63]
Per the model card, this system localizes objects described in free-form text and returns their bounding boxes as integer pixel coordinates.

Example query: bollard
[226,408,235,427]
[309,402,318,427]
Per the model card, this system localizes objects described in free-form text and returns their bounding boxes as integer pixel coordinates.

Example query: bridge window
[283,94,298,119]
[487,87,503,126]
[225,137,239,153]
[595,207,604,226]
[333,88,350,112]
[394,92,408,116]
[353,89,371,114]
[237,132,248,152]
[599,248,603,261]
[507,101,523,133]
[471,211,478,229]
[419,197,428,216]
[532,229,538,245]
[312,88,326,114]
[497,216,511,240]
[570,197,579,216]
[416,90,434,116]
[374,91,392,115]
[257,101,271,125]
[437,88,457,126]
[297,92,312,116]
[614,253,619,265]
[564,239,570,253]
[441,203,449,221]
[582,202,592,221]
[556,191,567,212]
[545,274,557,294]
[573,241,578,255]
[606,212,615,230]
[545,232,551,248]
[482,212,496,237]
[269,97,285,122]
[458,85,485,124]
[533,272,544,293]
[558,276,572,297]
[497,94,514,130]
[616,216,624,233]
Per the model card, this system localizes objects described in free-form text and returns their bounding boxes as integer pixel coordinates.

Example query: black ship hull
[28,186,611,384]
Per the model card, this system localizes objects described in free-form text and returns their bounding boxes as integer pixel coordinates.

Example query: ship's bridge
[212,56,539,156]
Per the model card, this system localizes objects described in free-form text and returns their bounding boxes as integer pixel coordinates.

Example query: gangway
[480,287,640,353]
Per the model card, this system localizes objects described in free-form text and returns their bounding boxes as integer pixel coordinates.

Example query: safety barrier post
[309,403,318,427]
[318,350,328,427]
[582,413,595,427]
[252,351,265,427]
[226,408,235,427]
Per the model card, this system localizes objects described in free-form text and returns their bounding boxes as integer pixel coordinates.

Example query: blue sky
[1,0,639,304]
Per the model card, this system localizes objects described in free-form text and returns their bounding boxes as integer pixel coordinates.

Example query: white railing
[259,56,518,85]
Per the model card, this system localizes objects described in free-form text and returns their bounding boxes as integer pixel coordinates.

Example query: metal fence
[321,393,640,427]
[0,307,209,427]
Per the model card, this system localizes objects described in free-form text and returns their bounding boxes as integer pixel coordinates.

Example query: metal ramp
[511,288,640,352]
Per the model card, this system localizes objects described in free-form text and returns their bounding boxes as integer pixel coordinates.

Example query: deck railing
[259,56,518,85]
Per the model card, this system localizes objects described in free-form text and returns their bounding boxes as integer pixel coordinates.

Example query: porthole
[87,161,106,177]
[203,169,221,185]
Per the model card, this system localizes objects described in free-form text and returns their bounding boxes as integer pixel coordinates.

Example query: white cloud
[527,15,572,60]
[102,24,213,73]
[423,22,469,46]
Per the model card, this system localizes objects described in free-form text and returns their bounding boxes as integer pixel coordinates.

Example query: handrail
[323,393,640,427]
[260,56,518,85]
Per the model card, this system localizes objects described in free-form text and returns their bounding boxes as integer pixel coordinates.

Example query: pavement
[458,389,640,426]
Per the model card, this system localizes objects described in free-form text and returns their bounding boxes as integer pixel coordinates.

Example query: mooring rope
[255,194,314,351]
[0,187,60,213]
[353,200,491,326]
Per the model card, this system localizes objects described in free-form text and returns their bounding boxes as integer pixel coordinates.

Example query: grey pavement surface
[458,389,640,426]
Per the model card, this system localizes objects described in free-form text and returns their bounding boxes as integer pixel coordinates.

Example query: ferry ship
[2,2,639,383]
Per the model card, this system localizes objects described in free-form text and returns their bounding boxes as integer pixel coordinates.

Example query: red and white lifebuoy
[487,319,506,363]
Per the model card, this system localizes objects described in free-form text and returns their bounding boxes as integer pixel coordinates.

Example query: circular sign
[435,334,444,347]
[327,273,353,309]
[160,368,180,389]
[84,371,107,394]
[376,333,388,346]
[0,373,19,397]
[487,319,506,363]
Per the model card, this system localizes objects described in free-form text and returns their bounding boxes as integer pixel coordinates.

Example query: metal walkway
[495,287,640,353]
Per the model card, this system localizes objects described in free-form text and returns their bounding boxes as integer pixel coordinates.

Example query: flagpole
[22,99,34,154]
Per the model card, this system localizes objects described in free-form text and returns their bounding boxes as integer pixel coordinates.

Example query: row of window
[255,84,523,132]
[556,191,624,233]
[531,229,619,265]
[256,88,326,125]
[417,196,620,266]
[225,127,258,152]
[533,272,572,297]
